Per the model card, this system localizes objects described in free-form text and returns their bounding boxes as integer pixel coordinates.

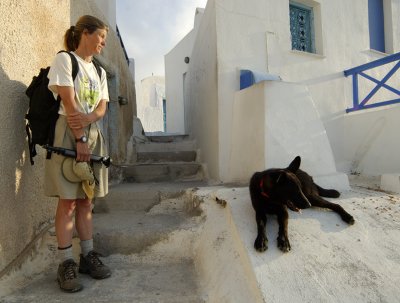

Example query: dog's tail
[316,184,340,198]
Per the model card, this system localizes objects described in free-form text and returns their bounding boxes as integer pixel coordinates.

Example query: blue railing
[344,52,400,113]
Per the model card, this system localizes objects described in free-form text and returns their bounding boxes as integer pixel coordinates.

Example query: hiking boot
[57,259,83,293]
[79,250,111,279]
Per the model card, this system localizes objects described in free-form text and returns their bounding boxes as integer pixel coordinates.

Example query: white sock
[57,245,73,263]
[80,239,93,256]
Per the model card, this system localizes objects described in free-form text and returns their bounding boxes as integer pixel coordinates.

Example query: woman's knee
[57,199,77,216]
[76,198,92,209]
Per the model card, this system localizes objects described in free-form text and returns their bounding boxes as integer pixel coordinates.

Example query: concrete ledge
[313,172,350,191]
[380,174,400,193]
[195,185,400,303]
[192,187,265,303]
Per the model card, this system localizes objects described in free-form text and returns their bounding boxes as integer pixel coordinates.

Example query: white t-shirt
[48,52,109,115]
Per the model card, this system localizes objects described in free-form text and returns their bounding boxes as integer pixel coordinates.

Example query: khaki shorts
[44,115,108,199]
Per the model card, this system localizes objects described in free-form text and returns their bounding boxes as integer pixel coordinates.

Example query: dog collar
[259,179,269,198]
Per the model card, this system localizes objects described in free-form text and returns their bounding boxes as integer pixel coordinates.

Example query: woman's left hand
[67,112,90,129]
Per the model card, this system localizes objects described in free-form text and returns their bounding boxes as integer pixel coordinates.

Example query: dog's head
[260,156,311,212]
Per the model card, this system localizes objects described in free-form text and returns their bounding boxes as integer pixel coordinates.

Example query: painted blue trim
[240,70,255,90]
[239,70,281,90]
[344,52,400,113]
[352,74,359,110]
[359,72,400,96]
[359,61,400,106]
[346,98,400,113]
[344,53,400,76]
[368,0,385,52]
[162,99,167,132]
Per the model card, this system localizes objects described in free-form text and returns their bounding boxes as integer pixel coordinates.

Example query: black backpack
[25,51,102,165]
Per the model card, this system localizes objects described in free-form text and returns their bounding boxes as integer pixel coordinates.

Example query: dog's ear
[287,156,301,173]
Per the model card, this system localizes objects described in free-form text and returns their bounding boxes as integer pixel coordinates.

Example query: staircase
[0,135,208,302]
[123,134,205,183]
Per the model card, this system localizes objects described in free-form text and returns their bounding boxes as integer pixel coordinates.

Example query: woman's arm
[57,86,91,162]
[66,99,107,130]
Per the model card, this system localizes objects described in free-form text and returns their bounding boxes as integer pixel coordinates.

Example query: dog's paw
[254,235,268,252]
[341,213,355,225]
[277,236,291,252]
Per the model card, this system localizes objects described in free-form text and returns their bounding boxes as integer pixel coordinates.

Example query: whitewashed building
[166,0,400,186]
[165,8,204,134]
[137,76,166,133]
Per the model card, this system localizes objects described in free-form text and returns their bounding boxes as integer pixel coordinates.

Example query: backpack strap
[45,51,80,160]
[57,50,79,80]
[59,50,102,80]
[92,59,103,79]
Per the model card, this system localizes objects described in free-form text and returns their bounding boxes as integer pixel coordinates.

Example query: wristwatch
[76,135,88,143]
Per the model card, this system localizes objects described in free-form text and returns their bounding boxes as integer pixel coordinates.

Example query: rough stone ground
[0,182,207,303]
[1,177,399,303]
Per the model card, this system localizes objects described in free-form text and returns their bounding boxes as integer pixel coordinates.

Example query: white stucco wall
[0,0,135,276]
[181,0,400,182]
[184,1,219,179]
[137,76,166,133]
[165,9,204,134]
[0,0,70,275]
[337,105,400,175]
[230,80,349,189]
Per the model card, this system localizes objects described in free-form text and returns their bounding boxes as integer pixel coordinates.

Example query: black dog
[249,156,355,253]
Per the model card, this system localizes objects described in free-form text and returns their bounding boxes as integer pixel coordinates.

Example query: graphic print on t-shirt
[78,75,100,110]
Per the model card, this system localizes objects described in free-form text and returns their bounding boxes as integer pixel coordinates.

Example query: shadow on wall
[0,64,54,274]
[0,65,30,197]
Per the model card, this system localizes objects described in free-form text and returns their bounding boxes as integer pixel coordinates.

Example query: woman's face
[83,28,107,55]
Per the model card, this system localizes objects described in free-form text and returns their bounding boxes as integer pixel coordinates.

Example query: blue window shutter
[368,0,385,52]
[290,3,314,53]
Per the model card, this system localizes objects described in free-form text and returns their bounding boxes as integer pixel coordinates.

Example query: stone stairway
[123,134,205,183]
[0,135,209,302]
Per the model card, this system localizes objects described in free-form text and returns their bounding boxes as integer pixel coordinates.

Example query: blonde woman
[46,15,111,292]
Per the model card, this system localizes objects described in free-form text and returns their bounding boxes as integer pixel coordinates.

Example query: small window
[290,2,315,53]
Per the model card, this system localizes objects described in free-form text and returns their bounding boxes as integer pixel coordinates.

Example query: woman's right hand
[67,112,91,129]
[76,141,91,162]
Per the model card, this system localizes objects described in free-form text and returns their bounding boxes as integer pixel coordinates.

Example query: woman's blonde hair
[64,15,109,51]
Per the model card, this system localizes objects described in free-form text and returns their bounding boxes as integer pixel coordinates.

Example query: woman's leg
[75,198,93,241]
[55,198,83,292]
[55,199,77,248]
[75,198,111,279]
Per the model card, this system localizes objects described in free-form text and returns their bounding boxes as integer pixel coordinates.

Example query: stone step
[0,182,206,303]
[93,181,206,213]
[93,210,191,256]
[136,140,197,162]
[122,163,204,183]
[137,150,197,163]
[94,184,160,213]
[145,133,189,143]
[1,256,205,303]
[136,140,197,152]
[93,182,204,256]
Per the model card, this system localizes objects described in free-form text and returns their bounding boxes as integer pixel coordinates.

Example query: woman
[46,15,111,293]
